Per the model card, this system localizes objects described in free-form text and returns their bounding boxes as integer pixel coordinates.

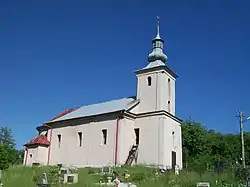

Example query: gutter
[114,111,124,166]
[43,124,53,165]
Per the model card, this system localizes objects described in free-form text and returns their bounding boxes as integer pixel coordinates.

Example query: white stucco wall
[37,146,49,165]
[117,117,136,165]
[134,115,163,165]
[163,116,182,169]
[133,114,182,168]
[25,147,38,165]
[158,71,176,115]
[136,69,176,115]
[25,145,48,166]
[48,115,119,167]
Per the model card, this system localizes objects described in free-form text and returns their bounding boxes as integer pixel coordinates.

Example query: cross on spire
[147,16,167,64]
[156,16,161,39]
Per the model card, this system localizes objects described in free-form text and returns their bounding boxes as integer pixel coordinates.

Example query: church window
[134,128,140,145]
[57,134,61,148]
[147,76,152,86]
[78,132,82,147]
[102,129,107,145]
[168,101,170,112]
[168,78,171,97]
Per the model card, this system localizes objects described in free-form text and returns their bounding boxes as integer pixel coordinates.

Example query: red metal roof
[25,107,80,147]
[24,134,50,147]
[46,107,81,123]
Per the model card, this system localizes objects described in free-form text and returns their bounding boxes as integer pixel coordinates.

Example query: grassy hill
[0,165,244,187]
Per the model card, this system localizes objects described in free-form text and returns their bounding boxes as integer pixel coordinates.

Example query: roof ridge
[78,97,133,108]
[48,97,137,123]
[24,134,50,146]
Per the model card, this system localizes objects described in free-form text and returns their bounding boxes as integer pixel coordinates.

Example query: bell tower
[135,17,178,115]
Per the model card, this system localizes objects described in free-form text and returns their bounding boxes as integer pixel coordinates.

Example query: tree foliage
[0,127,15,148]
[0,126,24,170]
[182,120,246,172]
[0,145,10,170]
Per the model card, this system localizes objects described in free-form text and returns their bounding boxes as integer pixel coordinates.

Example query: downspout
[24,147,28,165]
[114,113,123,166]
[44,124,53,165]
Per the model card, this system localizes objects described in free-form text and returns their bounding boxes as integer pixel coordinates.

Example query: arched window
[78,132,82,147]
[168,78,171,97]
[57,134,61,148]
[147,76,152,86]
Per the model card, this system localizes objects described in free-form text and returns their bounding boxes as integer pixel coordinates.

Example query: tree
[181,120,248,172]
[0,126,24,166]
[0,127,16,148]
[182,120,209,164]
[16,149,25,164]
[0,145,10,170]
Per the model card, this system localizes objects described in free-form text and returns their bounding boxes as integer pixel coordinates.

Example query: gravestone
[63,173,78,184]
[196,182,210,187]
[101,166,112,174]
[174,165,179,175]
[60,168,69,175]
[118,183,137,187]
[37,173,51,187]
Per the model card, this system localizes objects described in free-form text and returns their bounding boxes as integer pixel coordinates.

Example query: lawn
[0,165,244,187]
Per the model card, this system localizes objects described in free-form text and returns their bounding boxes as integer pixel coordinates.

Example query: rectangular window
[57,134,61,148]
[168,78,171,97]
[78,132,82,147]
[168,101,171,113]
[102,129,107,145]
[134,128,140,145]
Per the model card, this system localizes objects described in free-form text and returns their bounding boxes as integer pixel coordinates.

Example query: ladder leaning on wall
[125,145,139,165]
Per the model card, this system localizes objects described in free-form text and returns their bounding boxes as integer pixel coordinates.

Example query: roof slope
[24,134,50,146]
[49,97,138,123]
[49,107,80,121]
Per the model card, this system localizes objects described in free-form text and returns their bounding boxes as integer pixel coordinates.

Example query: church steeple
[148,17,168,65]
[135,17,178,115]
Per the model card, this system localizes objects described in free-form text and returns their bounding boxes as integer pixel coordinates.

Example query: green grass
[0,165,243,187]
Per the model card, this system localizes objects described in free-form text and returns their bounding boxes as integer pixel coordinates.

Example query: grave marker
[196,182,210,187]
[36,172,51,187]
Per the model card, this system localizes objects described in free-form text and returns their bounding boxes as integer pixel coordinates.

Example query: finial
[156,16,160,38]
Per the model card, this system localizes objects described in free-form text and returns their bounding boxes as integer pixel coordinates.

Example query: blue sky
[0,0,249,149]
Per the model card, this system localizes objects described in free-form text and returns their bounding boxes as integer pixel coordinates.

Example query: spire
[147,16,168,65]
[155,16,161,39]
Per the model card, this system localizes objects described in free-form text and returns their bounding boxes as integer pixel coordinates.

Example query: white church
[24,18,183,169]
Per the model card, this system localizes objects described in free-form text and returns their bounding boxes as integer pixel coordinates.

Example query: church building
[23,18,183,169]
